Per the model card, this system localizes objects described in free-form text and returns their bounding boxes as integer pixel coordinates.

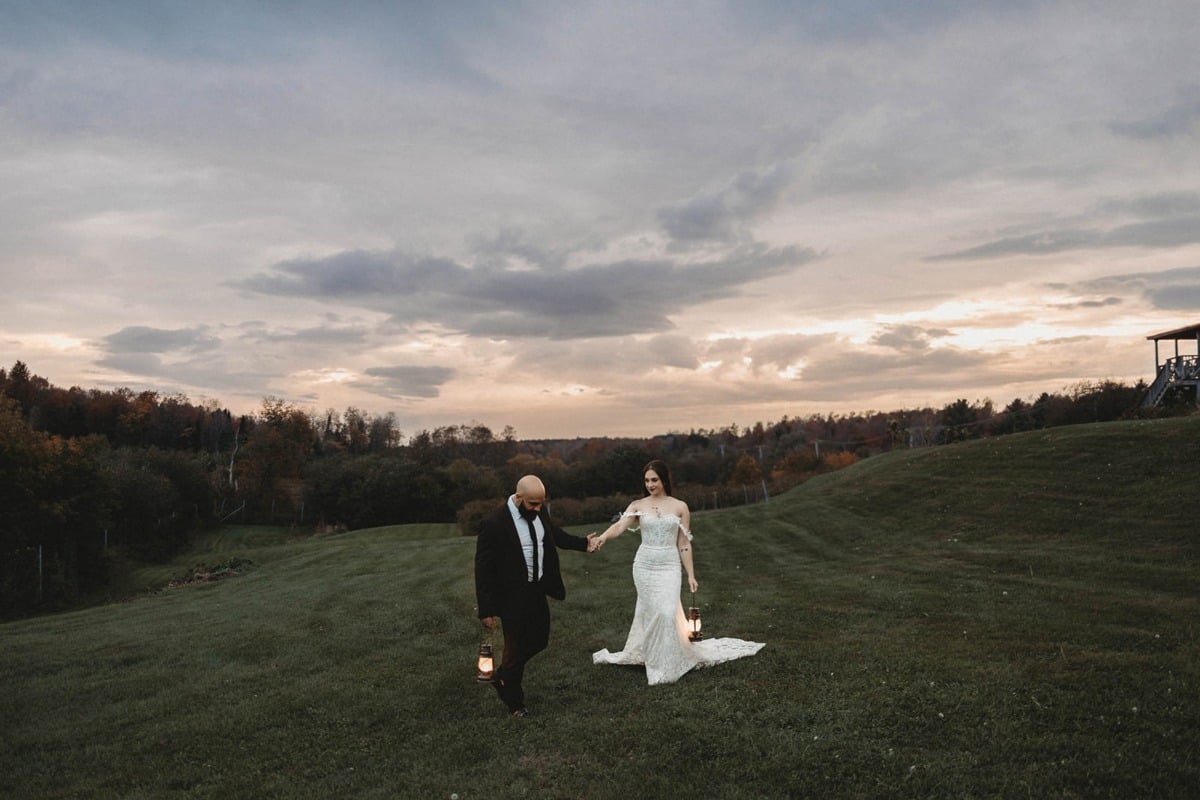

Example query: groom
[474,474,597,718]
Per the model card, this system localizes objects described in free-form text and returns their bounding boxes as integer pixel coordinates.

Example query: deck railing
[1142,355,1200,407]
[1171,354,1200,380]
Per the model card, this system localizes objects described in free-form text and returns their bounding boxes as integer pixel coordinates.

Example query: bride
[592,459,764,685]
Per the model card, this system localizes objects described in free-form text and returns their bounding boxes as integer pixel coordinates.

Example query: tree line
[0,359,1179,618]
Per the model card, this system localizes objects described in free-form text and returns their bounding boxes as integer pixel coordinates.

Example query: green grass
[2,418,1197,799]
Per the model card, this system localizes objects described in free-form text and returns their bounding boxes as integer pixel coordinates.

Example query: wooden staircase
[1142,355,1200,407]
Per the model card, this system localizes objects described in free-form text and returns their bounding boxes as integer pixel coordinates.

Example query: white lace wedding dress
[592,512,764,685]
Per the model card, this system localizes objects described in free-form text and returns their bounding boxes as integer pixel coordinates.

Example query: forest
[0,359,1179,618]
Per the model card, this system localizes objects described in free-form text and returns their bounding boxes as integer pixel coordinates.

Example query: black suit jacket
[475,501,589,620]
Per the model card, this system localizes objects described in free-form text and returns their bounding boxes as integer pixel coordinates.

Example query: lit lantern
[687,594,703,642]
[476,642,495,683]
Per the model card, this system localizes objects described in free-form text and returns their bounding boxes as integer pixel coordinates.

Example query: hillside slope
[2,418,1197,799]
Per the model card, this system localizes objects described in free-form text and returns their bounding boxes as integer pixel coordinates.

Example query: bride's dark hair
[643,459,675,497]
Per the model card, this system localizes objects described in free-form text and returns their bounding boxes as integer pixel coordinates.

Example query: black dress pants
[495,582,550,712]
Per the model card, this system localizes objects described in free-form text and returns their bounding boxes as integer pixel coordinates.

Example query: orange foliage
[820,451,859,471]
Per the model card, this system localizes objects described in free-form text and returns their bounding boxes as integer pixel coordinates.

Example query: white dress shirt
[507,495,544,582]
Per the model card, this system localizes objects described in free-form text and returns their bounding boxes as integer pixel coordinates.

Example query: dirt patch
[168,557,253,588]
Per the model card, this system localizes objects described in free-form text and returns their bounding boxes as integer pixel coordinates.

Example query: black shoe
[510,707,531,718]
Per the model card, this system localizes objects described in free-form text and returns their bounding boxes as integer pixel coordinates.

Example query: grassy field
[1,417,1197,799]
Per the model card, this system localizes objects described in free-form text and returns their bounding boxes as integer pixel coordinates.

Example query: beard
[518,504,540,521]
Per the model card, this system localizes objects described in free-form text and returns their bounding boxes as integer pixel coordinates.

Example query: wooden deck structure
[1142,322,1200,407]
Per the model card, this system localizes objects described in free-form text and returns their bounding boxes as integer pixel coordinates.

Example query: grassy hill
[2,418,1197,799]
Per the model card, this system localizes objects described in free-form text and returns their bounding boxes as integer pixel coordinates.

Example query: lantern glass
[476,643,495,682]
[687,606,703,641]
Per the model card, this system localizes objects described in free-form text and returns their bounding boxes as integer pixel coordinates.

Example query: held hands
[587,532,602,553]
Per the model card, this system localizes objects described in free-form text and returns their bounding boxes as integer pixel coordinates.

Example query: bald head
[514,475,546,514]
[515,474,546,499]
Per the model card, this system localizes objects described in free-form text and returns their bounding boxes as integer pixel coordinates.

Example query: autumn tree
[234,398,318,522]
[729,453,762,486]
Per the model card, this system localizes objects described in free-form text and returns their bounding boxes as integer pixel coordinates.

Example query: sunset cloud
[237,243,818,340]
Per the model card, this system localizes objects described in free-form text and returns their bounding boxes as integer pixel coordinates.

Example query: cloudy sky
[3,1,1200,438]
